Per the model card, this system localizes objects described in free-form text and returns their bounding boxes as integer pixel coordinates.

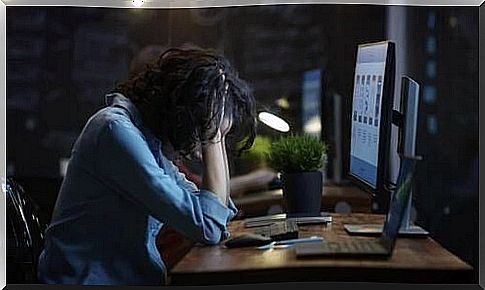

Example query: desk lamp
[257,111,290,133]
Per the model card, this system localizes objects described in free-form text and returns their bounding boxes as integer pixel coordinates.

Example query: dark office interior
[6,4,479,284]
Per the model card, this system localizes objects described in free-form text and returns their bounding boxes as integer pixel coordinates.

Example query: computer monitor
[302,69,323,140]
[301,68,344,182]
[348,41,395,209]
[301,69,346,184]
[398,76,420,158]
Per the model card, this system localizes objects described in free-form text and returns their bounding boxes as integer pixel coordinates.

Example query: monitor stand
[344,224,428,236]
[343,190,429,237]
[344,168,428,237]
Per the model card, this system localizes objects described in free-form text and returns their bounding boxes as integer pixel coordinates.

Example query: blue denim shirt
[38,93,238,285]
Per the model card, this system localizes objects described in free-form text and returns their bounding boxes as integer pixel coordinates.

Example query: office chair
[6,178,47,283]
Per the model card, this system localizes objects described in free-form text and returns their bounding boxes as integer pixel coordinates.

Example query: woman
[38,47,256,285]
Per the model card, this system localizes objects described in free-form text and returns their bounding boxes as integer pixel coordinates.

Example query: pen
[257,236,324,250]
[274,236,324,245]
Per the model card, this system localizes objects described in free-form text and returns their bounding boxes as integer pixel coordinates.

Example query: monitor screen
[349,42,390,189]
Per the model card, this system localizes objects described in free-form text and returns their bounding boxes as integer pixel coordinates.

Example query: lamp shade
[258,111,290,133]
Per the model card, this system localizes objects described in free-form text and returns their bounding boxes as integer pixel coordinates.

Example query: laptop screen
[380,157,417,246]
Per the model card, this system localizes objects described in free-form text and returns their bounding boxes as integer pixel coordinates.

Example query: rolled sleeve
[198,190,238,241]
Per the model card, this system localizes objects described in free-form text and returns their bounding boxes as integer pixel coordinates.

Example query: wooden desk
[169,213,473,285]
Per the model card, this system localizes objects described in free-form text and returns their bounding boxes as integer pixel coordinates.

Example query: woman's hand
[206,92,232,143]
[206,115,232,145]
[218,115,233,139]
[202,80,231,144]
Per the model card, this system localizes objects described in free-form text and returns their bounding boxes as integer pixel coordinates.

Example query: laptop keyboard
[319,240,386,253]
[295,239,389,257]
[251,220,299,241]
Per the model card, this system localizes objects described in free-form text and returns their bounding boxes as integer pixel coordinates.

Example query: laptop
[295,157,417,259]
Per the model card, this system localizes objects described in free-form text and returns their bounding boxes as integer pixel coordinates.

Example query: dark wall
[7,8,133,178]
[480,3,484,286]
[406,7,479,281]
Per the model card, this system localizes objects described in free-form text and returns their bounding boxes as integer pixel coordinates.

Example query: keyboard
[244,215,332,228]
[251,220,299,241]
[295,239,389,258]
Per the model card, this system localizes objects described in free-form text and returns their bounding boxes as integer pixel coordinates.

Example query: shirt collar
[105,92,144,129]
[105,92,163,152]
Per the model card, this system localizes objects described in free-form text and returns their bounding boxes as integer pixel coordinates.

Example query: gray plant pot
[282,171,323,217]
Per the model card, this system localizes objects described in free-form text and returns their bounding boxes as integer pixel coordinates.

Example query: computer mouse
[224,233,272,248]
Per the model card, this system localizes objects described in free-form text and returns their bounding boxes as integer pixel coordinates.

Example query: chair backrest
[6,178,47,283]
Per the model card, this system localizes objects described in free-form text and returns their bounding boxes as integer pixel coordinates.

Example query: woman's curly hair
[115,47,256,158]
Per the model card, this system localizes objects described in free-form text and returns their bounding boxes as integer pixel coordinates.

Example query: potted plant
[268,134,327,217]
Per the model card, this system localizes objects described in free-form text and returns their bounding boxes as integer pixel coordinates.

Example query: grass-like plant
[268,134,327,173]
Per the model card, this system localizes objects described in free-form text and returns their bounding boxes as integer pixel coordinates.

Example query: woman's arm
[221,137,231,204]
[201,134,229,205]
[96,119,236,245]
[201,98,233,205]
